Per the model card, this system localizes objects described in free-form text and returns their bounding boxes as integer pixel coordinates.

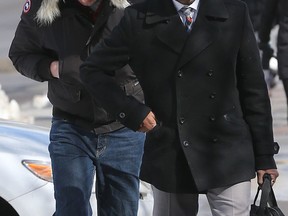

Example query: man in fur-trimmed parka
[9,0,145,215]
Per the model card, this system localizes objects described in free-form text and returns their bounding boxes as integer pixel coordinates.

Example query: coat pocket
[122,80,144,103]
[48,79,81,103]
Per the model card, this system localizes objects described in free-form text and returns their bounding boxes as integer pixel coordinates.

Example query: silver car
[0,119,54,216]
[0,119,153,216]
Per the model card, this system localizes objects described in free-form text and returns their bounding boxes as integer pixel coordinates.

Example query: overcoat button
[177,70,183,78]
[183,141,189,147]
[207,70,213,77]
[119,112,126,119]
[212,138,218,143]
[210,93,216,99]
[209,116,216,121]
[273,142,279,153]
[179,118,185,124]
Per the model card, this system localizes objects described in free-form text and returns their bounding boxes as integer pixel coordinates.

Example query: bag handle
[254,173,279,214]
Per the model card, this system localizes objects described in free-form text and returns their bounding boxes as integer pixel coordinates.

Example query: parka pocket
[122,80,144,103]
[49,79,81,103]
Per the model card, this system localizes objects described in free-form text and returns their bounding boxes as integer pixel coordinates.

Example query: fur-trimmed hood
[36,0,130,25]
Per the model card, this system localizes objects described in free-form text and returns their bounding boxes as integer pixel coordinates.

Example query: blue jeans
[49,118,145,216]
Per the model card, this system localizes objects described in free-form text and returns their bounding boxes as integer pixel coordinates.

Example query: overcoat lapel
[178,0,229,67]
[154,15,189,54]
[145,0,188,54]
[145,0,229,67]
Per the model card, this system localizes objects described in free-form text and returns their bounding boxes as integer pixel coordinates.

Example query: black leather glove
[59,55,83,84]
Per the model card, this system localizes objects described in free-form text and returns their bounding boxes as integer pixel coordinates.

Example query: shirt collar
[172,0,200,12]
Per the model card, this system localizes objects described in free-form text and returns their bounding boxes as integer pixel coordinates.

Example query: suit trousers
[152,181,251,216]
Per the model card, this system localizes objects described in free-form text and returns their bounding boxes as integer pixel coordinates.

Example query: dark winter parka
[80,0,279,193]
[9,0,142,132]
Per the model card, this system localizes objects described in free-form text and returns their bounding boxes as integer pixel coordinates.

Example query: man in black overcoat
[80,0,280,215]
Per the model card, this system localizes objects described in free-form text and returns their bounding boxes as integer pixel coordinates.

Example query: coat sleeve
[8,1,56,82]
[80,8,151,131]
[236,4,278,170]
[277,0,288,80]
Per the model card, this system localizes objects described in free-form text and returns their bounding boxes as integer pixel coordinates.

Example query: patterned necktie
[180,6,194,32]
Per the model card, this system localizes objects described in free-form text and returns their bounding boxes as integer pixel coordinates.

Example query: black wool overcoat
[81,0,279,193]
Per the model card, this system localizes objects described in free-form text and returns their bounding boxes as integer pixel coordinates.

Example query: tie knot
[180,6,193,17]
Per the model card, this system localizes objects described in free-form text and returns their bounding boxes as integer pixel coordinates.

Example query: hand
[50,61,59,78]
[138,111,157,133]
[257,169,279,186]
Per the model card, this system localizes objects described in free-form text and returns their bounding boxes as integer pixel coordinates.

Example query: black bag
[250,174,285,216]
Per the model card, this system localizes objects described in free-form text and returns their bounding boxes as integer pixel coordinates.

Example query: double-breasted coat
[80,0,279,193]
